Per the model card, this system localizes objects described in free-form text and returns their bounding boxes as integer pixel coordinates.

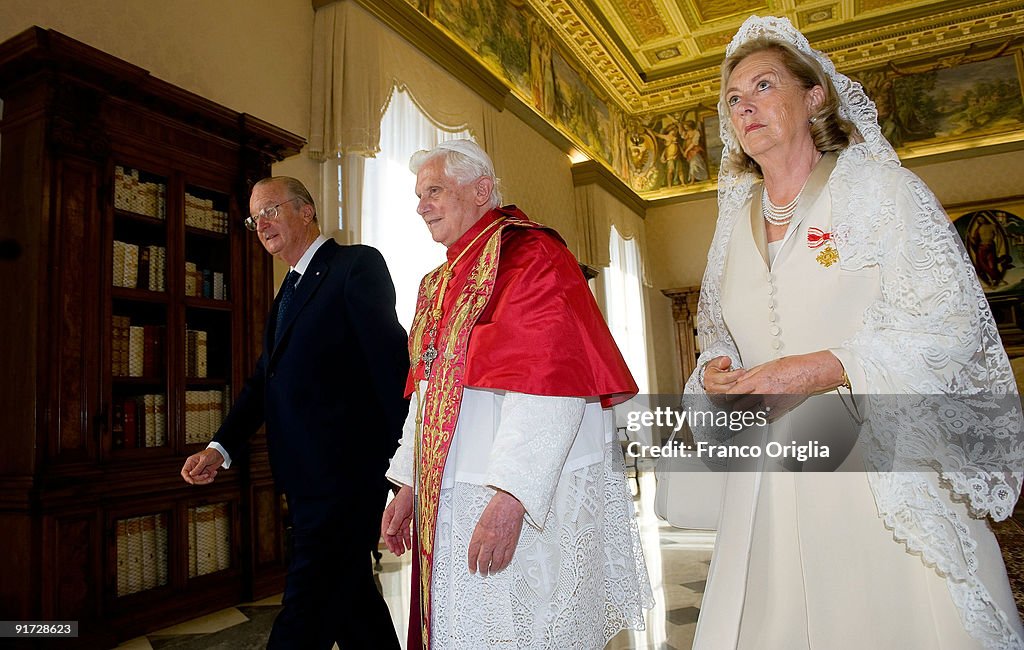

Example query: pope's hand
[467,490,525,576]
[382,485,414,556]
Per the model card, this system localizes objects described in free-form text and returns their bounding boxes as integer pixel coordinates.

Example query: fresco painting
[952,200,1024,297]
[435,0,532,97]
[551,50,614,164]
[407,1,1024,198]
[857,53,1024,150]
[628,109,716,194]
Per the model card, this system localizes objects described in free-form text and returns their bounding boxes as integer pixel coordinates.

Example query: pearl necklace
[761,184,803,226]
[761,153,823,227]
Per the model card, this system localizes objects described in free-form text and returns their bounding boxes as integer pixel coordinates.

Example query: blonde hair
[720,37,856,176]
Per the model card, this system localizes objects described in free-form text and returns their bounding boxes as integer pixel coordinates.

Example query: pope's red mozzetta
[406,206,637,406]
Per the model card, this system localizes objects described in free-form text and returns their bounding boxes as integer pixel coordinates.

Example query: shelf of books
[184,184,231,303]
[184,306,232,447]
[110,498,238,602]
[114,511,171,598]
[111,164,170,453]
[0,31,305,642]
[187,501,234,579]
[181,184,234,450]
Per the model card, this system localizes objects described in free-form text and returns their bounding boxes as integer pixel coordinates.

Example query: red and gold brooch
[807,227,839,268]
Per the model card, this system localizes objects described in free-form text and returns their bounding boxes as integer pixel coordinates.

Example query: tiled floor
[116,468,713,649]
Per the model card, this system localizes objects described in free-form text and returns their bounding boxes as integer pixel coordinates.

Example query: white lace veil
[686,15,1024,647]
[714,15,898,220]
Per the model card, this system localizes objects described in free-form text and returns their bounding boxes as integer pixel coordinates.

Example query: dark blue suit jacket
[213,239,410,498]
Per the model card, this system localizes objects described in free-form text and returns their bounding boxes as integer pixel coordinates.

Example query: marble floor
[116,468,712,649]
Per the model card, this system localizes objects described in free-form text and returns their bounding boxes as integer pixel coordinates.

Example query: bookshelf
[0,28,305,646]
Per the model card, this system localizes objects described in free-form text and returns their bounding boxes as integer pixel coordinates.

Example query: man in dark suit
[181,176,409,649]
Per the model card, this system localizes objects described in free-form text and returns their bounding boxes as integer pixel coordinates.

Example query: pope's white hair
[409,139,502,208]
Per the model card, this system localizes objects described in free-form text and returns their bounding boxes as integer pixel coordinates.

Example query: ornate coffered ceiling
[528,0,1024,112]
[341,0,1024,200]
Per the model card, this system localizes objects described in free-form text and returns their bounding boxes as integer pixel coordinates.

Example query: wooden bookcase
[0,28,305,646]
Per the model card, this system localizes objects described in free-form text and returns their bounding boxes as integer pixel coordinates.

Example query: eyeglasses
[245,197,300,231]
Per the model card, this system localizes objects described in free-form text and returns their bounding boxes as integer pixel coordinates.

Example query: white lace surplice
[387,387,653,649]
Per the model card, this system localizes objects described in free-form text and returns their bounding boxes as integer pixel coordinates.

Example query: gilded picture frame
[948,195,1024,357]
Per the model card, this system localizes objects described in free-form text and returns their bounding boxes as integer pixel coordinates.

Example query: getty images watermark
[622,405,832,463]
[617,393,1024,473]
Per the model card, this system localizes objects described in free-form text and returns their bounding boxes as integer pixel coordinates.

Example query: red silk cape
[406,206,637,405]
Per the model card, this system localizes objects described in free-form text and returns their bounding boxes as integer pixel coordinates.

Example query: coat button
[771,340,782,350]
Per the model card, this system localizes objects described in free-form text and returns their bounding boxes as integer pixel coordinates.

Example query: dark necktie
[275,270,300,344]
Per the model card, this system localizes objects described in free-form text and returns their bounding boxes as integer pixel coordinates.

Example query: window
[604,225,650,394]
[361,87,472,329]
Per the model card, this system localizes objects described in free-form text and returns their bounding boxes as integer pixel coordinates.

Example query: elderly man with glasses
[181,176,410,649]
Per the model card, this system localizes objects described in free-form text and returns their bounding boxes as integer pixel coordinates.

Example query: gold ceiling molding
[528,0,645,106]
[615,0,671,42]
[520,0,1024,114]
[315,0,1024,204]
[314,0,1024,116]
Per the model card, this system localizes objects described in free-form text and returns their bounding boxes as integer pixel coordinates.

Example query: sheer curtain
[361,86,473,329]
[605,225,650,394]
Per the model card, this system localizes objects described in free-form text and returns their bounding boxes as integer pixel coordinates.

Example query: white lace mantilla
[684,15,1024,649]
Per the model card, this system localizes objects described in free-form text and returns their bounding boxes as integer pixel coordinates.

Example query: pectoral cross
[421,343,438,379]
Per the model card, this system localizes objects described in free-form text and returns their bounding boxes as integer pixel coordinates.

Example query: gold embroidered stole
[407,225,504,647]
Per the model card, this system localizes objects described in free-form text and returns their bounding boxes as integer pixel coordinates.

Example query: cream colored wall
[0,0,313,139]
[0,0,319,288]
[489,109,577,249]
[906,149,1024,206]
[643,195,716,393]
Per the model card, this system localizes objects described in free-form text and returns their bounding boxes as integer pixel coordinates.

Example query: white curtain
[361,86,473,330]
[605,225,650,394]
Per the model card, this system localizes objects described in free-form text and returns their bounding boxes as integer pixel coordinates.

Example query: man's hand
[467,490,525,576]
[382,485,414,556]
[180,448,225,485]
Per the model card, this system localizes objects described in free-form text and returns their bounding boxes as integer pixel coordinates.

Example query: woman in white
[684,15,1024,649]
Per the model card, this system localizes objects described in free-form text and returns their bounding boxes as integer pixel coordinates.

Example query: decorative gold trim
[410,224,505,646]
